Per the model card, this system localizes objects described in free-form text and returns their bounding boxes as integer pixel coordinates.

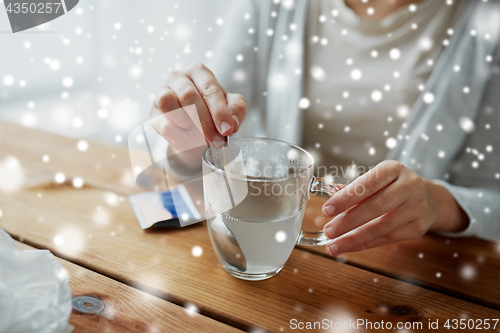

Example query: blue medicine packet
[129,185,202,228]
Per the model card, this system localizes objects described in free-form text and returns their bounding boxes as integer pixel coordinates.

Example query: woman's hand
[322,160,469,256]
[149,63,247,167]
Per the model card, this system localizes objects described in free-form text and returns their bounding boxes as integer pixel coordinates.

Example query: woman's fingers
[187,63,238,136]
[150,107,189,146]
[343,219,428,254]
[154,86,179,112]
[152,87,181,118]
[323,177,410,239]
[153,82,222,148]
[325,201,416,257]
[320,162,433,256]
[150,88,187,145]
[226,93,247,132]
[153,87,196,129]
[151,85,198,148]
[322,160,404,218]
[167,71,224,147]
[150,63,246,149]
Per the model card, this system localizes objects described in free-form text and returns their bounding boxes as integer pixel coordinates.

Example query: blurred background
[0,0,232,145]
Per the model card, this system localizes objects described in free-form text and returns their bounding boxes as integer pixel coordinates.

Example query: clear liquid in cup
[203,139,314,280]
[207,204,305,279]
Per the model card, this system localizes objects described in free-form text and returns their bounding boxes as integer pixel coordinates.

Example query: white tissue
[0,229,73,333]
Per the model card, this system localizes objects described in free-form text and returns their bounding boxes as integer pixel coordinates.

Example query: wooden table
[1,120,499,332]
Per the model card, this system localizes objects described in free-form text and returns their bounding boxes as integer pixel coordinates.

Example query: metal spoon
[209,136,247,272]
[209,215,246,272]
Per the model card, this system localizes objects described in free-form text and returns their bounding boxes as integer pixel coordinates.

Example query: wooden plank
[1,162,500,332]
[301,194,500,310]
[13,241,240,333]
[0,120,139,194]
[2,120,500,310]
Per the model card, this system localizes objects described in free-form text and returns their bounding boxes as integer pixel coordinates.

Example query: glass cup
[202,138,341,281]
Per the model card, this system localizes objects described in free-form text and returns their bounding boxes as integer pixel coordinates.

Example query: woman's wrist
[424,180,469,233]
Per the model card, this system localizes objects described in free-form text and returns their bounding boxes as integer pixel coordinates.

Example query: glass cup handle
[297,177,343,246]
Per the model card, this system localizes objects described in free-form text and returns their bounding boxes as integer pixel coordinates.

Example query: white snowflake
[389,48,401,60]
[460,265,476,280]
[310,66,326,81]
[459,117,475,133]
[77,140,89,152]
[3,75,14,86]
[299,97,310,109]
[185,303,199,317]
[73,177,84,188]
[49,59,61,71]
[54,172,66,184]
[191,246,203,257]
[397,105,410,118]
[419,37,433,51]
[371,90,383,102]
[72,117,83,128]
[62,76,74,88]
[423,92,434,104]
[275,231,287,242]
[386,137,397,149]
[350,68,362,80]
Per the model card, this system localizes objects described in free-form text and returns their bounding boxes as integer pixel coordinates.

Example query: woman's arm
[425,179,469,233]
[148,1,258,180]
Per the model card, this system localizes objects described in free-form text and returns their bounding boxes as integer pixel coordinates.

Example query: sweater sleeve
[433,51,500,243]
[431,180,500,242]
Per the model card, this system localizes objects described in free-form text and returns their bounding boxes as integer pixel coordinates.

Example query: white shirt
[302,0,461,179]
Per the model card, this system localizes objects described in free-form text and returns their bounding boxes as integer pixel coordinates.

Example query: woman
[149,0,500,256]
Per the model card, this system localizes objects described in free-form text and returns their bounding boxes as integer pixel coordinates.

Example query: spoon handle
[222,136,230,173]
[222,136,235,208]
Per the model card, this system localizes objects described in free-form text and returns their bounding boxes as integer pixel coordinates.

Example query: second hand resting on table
[321,160,469,256]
